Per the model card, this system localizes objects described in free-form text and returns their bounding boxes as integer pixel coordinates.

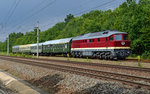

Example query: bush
[141,51,150,59]
[129,54,138,57]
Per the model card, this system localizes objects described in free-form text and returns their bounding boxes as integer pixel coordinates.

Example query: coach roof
[12,45,20,48]
[30,43,44,47]
[43,38,72,45]
[72,30,127,41]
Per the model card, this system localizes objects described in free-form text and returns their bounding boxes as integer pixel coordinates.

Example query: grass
[86,57,91,63]
[138,62,143,68]
[127,54,150,60]
[0,52,36,58]
[67,55,70,61]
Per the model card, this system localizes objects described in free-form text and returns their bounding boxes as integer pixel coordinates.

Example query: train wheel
[104,54,108,60]
[105,52,110,60]
[92,53,97,59]
[99,55,103,59]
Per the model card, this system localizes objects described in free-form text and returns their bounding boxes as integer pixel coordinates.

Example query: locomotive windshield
[115,35,121,40]
[123,35,128,40]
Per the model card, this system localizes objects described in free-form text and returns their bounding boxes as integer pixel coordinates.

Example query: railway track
[1,55,150,73]
[0,56,150,89]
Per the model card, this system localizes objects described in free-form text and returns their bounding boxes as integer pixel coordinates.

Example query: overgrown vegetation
[0,52,35,58]
[0,0,149,59]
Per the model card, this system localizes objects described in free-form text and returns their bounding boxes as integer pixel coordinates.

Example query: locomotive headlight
[121,42,125,45]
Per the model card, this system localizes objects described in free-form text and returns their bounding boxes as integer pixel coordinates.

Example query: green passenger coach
[42,38,72,56]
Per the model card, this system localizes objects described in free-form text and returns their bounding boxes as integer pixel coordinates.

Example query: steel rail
[1,55,150,73]
[0,56,150,89]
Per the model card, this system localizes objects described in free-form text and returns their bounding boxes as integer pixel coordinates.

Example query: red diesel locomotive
[71,30,131,60]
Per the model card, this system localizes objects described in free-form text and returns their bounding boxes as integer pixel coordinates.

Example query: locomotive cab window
[115,35,122,40]
[123,35,128,40]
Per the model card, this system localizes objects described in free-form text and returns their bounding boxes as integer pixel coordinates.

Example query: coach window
[90,39,92,42]
[83,40,84,43]
[85,40,87,43]
[115,35,122,40]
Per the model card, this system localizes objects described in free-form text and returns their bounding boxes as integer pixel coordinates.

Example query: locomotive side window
[106,38,108,41]
[83,40,87,43]
[90,39,94,42]
[109,36,113,41]
[123,35,128,40]
[115,35,121,40]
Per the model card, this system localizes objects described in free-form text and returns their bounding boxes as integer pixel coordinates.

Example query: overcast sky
[0,0,126,42]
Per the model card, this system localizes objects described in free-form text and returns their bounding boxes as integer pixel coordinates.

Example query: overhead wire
[9,0,112,32]
[10,0,99,32]
[0,0,21,37]
[74,0,117,16]
[40,0,107,28]
[9,0,122,35]
[7,0,48,33]
[5,0,22,25]
[0,0,17,34]
[11,0,47,25]
[0,0,17,24]
[40,0,118,29]
[7,0,57,32]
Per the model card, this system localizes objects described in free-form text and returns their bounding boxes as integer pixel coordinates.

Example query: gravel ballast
[0,59,150,94]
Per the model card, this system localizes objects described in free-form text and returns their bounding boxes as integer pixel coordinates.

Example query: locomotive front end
[113,34,131,59]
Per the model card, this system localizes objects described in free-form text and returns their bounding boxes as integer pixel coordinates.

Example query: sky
[0,0,126,42]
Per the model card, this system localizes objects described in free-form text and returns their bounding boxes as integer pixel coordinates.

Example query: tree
[64,14,74,23]
[0,0,150,59]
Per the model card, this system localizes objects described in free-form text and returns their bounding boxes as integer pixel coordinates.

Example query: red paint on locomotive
[71,34,130,49]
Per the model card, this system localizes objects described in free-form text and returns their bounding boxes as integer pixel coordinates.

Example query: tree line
[0,0,149,59]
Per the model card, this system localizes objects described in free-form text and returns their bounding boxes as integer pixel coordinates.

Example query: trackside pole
[37,21,39,58]
[7,35,9,56]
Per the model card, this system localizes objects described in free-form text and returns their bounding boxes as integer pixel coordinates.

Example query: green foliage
[0,32,23,52]
[141,51,150,59]
[0,52,35,58]
[64,14,74,23]
[0,0,150,59]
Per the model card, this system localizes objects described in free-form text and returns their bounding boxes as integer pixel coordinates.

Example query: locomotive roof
[43,38,72,45]
[72,30,127,41]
